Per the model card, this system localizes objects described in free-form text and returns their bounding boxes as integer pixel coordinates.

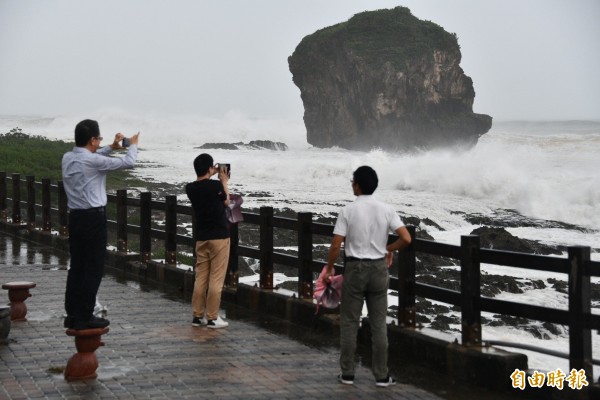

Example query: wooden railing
[1,172,598,381]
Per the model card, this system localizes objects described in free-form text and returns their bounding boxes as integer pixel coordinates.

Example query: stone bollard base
[64,327,109,381]
[2,281,36,321]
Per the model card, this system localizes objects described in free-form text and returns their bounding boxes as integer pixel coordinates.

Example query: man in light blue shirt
[62,119,139,330]
[326,165,411,387]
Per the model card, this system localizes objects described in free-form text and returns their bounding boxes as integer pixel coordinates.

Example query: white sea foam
[2,112,599,376]
[3,112,599,233]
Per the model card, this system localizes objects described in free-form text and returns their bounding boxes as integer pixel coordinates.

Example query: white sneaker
[338,374,354,385]
[206,316,229,329]
[375,376,397,387]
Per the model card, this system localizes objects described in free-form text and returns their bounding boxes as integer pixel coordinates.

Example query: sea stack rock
[288,7,492,151]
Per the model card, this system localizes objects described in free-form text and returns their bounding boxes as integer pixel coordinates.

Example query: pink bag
[226,193,244,224]
[314,265,343,313]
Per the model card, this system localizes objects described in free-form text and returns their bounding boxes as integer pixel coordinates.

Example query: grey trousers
[339,259,389,379]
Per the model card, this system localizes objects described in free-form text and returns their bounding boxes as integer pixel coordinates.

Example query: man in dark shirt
[186,153,231,329]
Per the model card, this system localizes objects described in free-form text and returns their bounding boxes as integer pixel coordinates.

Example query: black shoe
[338,374,354,385]
[375,376,397,387]
[72,316,110,330]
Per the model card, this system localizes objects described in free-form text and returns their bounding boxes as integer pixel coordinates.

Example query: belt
[69,206,106,214]
[345,256,385,262]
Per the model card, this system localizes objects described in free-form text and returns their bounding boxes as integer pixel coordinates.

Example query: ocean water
[3,113,599,247]
[2,112,600,377]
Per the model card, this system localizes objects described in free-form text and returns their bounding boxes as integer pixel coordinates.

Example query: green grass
[1,127,190,264]
[0,127,144,188]
[152,248,195,268]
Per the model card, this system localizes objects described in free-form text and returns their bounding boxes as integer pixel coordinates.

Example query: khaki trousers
[192,238,230,321]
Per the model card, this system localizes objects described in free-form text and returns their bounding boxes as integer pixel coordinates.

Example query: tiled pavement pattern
[0,237,444,400]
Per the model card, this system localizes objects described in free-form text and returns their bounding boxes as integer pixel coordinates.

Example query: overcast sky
[0,0,598,121]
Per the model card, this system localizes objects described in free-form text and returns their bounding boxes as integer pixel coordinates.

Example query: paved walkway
[0,235,444,400]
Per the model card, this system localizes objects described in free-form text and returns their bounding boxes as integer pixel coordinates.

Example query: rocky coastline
[231,203,599,341]
[116,178,598,341]
[196,140,288,151]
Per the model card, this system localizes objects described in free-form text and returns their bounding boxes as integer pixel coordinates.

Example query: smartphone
[122,138,130,147]
[219,163,231,177]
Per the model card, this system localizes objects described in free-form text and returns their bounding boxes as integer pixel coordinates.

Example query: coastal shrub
[0,128,73,182]
[0,127,139,188]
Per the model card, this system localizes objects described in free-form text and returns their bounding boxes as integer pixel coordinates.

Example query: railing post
[460,234,481,346]
[0,172,7,220]
[139,192,152,262]
[259,206,273,289]
[41,178,51,231]
[116,189,128,252]
[297,212,313,299]
[26,175,36,229]
[11,173,21,224]
[568,246,592,381]
[164,195,177,264]
[58,180,68,236]
[225,222,239,288]
[397,225,416,327]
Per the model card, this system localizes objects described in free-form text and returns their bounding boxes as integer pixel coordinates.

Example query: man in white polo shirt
[325,165,412,387]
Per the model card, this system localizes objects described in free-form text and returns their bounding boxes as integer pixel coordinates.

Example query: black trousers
[64,209,107,322]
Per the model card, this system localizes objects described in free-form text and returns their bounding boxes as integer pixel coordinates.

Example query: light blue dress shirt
[61,144,138,209]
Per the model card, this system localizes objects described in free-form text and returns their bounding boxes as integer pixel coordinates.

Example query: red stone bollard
[64,327,109,381]
[2,281,36,321]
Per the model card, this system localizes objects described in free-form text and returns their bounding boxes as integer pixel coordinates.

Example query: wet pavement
[0,233,449,400]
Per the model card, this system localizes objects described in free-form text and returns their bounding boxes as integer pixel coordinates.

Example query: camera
[122,138,130,147]
[216,163,231,177]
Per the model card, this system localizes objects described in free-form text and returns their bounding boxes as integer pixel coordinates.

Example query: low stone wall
[0,221,543,393]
